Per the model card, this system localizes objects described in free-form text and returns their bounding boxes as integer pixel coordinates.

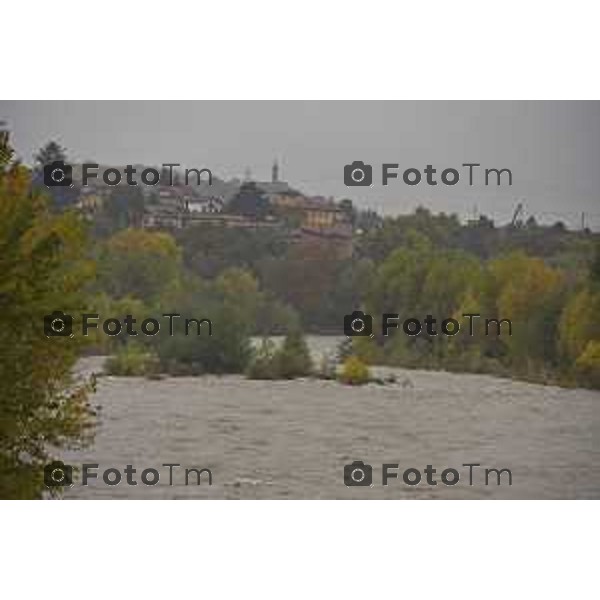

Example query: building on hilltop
[186,195,224,214]
[75,161,354,257]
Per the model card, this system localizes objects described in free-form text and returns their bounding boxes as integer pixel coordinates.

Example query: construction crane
[510,202,524,227]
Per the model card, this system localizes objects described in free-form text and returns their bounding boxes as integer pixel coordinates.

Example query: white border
[3,1,600,99]
[1,501,595,599]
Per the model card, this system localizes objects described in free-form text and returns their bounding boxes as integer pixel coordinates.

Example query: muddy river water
[61,338,599,499]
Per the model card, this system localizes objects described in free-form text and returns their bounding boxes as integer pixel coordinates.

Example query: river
[61,336,599,499]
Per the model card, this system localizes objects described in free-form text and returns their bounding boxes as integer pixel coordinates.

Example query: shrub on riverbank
[155,315,251,375]
[104,344,158,376]
[316,352,338,380]
[246,331,313,380]
[276,330,313,378]
[575,341,600,389]
[338,355,371,385]
[246,338,279,379]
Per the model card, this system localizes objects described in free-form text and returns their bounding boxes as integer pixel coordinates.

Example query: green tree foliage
[176,224,288,278]
[558,287,600,388]
[97,228,182,303]
[246,331,313,380]
[558,287,600,362]
[489,253,566,367]
[274,330,313,379]
[358,207,463,263]
[339,355,371,385]
[357,205,593,267]
[154,301,250,375]
[0,133,96,499]
[215,267,263,325]
[246,338,280,379]
[258,244,372,331]
[364,230,434,317]
[152,270,256,375]
[104,343,158,376]
[84,293,152,353]
[353,226,599,385]
[574,341,600,388]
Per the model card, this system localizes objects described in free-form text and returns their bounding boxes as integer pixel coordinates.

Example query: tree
[574,341,600,388]
[153,284,252,375]
[97,228,182,303]
[0,121,14,167]
[32,140,79,210]
[490,252,566,367]
[215,267,263,325]
[246,330,312,380]
[176,224,288,278]
[558,287,600,364]
[274,329,313,378]
[364,230,434,317]
[0,131,96,499]
[34,140,68,171]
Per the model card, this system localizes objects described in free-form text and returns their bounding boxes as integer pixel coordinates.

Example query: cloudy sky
[2,101,599,228]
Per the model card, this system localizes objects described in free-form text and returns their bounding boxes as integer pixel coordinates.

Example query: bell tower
[272,159,279,183]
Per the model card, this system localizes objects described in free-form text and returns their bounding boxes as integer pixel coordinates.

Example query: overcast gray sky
[2,101,599,229]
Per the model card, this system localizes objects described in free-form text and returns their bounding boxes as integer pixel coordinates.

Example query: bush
[316,352,338,380]
[154,307,252,375]
[575,341,600,389]
[338,355,371,385]
[104,344,158,376]
[246,331,313,380]
[275,330,313,378]
[246,339,279,379]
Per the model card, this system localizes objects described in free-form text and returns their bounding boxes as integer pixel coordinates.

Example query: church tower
[272,159,279,183]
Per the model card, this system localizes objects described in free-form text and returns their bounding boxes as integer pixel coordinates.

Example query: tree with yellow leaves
[0,128,96,498]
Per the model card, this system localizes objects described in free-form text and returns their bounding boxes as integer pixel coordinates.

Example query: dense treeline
[88,203,599,389]
[349,209,600,387]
